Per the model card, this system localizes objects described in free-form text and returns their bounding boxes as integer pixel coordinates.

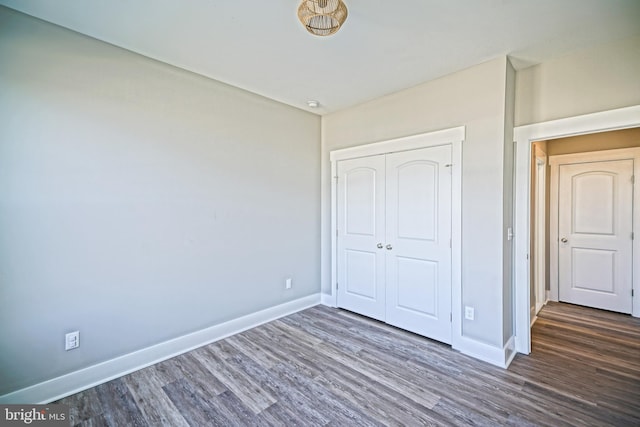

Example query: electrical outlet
[65,331,80,350]
[285,278,292,289]
[464,306,475,321]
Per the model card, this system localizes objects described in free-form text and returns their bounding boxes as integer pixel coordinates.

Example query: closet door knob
[386,244,393,250]
[560,237,568,243]
[377,243,384,249]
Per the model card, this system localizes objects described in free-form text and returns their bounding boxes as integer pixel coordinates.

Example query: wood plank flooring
[57,302,640,426]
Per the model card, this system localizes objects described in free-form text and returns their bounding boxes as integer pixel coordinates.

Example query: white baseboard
[320,292,336,307]
[503,337,517,368]
[0,294,321,404]
[455,335,516,368]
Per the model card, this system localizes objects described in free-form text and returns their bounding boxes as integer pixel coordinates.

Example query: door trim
[514,105,640,355]
[549,148,640,307]
[329,126,464,349]
[534,155,546,316]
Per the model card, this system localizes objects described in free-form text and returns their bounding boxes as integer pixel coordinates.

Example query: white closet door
[558,159,633,313]
[385,145,452,344]
[336,155,386,321]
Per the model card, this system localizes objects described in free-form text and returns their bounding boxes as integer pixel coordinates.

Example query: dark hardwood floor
[57,302,640,426]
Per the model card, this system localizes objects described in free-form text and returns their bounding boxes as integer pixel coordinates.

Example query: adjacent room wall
[322,57,513,350]
[0,7,321,396]
[546,127,640,156]
[515,35,640,126]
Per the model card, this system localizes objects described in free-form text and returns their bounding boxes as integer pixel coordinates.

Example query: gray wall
[515,35,640,126]
[502,61,516,345]
[322,58,512,349]
[0,7,321,395]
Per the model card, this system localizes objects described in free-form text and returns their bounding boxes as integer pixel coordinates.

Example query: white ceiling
[2,0,639,114]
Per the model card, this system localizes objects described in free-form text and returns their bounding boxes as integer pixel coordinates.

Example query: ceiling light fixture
[298,0,348,37]
[307,100,320,108]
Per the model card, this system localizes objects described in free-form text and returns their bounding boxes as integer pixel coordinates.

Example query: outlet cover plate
[464,306,475,321]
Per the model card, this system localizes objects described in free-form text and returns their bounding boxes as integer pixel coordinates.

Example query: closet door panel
[336,155,386,321]
[385,145,452,344]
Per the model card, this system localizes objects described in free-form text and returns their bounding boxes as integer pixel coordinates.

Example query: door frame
[514,105,640,354]
[533,155,546,317]
[329,126,464,348]
[549,148,640,307]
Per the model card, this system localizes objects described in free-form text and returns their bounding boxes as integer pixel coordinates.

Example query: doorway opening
[513,105,640,354]
[529,129,640,328]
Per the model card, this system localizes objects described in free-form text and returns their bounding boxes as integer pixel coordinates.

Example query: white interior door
[558,159,633,313]
[336,155,386,321]
[385,146,452,344]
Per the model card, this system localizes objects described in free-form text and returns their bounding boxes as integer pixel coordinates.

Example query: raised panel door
[385,145,452,343]
[336,156,386,321]
[558,160,633,313]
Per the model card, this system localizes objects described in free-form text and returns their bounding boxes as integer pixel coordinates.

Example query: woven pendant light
[298,0,348,36]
